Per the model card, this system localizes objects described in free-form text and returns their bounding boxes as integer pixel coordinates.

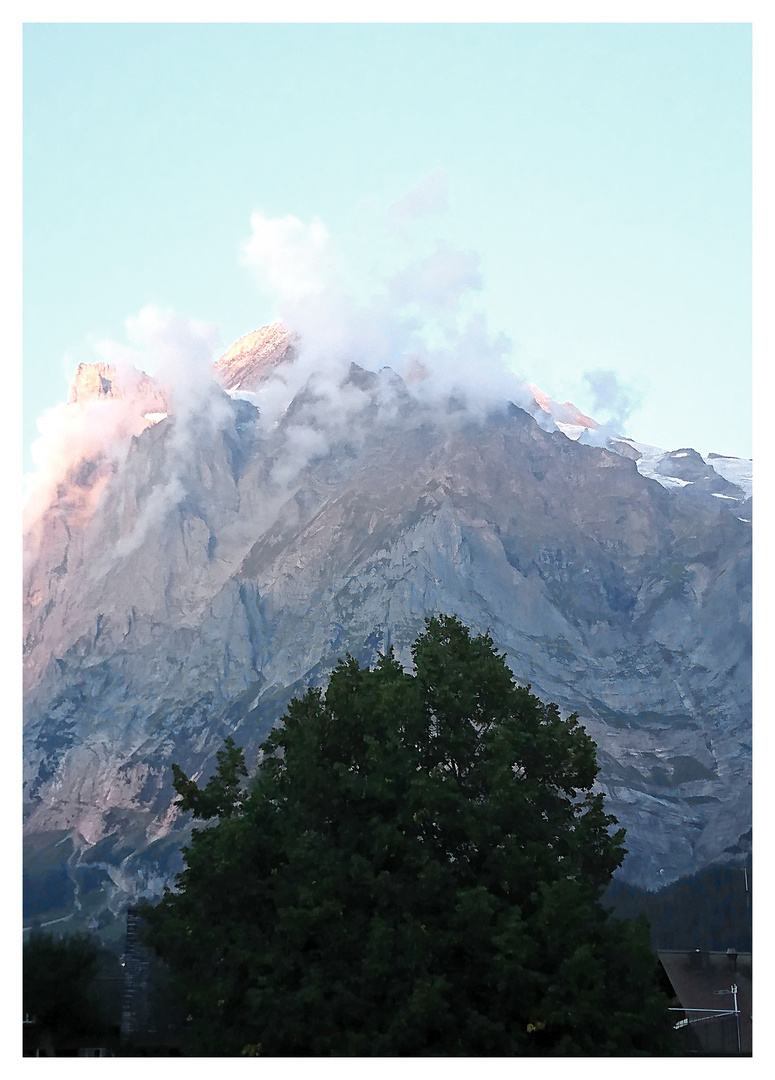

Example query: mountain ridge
[22,326,752,936]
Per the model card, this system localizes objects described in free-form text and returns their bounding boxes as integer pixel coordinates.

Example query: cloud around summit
[581,368,642,437]
[238,189,520,419]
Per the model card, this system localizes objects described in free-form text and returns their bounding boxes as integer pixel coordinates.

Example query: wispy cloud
[580,368,642,441]
[231,195,541,493]
[23,306,228,559]
[388,242,481,316]
[387,168,449,232]
[240,213,335,302]
[239,198,519,402]
[26,183,543,553]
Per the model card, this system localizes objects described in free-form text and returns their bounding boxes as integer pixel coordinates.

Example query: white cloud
[235,203,526,450]
[114,474,186,559]
[125,305,222,418]
[25,192,532,559]
[388,243,481,316]
[241,212,335,303]
[581,368,642,437]
[23,307,229,559]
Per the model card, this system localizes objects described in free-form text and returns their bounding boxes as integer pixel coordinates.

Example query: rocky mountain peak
[215,320,297,392]
[529,384,599,430]
[68,362,119,404]
[67,360,169,415]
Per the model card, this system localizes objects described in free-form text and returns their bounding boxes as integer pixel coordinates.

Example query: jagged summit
[68,362,118,404]
[215,320,297,392]
[67,360,168,416]
[529,384,599,431]
[31,325,753,523]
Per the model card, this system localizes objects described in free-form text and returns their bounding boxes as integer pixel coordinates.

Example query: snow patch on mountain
[704,454,753,497]
[602,436,752,500]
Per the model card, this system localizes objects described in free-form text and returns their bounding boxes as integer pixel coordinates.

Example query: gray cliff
[22,330,751,936]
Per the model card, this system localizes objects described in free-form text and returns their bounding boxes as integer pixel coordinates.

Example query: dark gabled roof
[658,950,751,1055]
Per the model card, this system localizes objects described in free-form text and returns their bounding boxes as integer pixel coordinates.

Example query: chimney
[688,948,705,970]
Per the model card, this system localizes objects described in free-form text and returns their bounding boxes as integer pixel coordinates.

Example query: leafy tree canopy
[23,930,109,1040]
[142,616,675,1056]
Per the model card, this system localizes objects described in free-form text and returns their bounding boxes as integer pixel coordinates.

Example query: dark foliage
[142,616,676,1056]
[23,931,112,1040]
[604,863,752,952]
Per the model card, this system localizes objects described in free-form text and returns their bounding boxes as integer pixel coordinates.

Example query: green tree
[23,931,109,1042]
[142,616,675,1056]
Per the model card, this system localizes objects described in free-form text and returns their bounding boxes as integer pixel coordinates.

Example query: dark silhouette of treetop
[142,616,675,1056]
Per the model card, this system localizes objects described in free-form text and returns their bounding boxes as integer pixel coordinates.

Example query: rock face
[214,321,297,391]
[22,331,752,935]
[67,362,169,413]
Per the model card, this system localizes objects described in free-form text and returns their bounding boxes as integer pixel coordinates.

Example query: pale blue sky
[23,22,752,469]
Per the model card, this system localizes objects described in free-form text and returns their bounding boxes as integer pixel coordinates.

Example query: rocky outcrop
[67,362,169,414]
[214,320,297,391]
[22,336,752,934]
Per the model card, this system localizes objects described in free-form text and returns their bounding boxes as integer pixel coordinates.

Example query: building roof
[658,949,751,1055]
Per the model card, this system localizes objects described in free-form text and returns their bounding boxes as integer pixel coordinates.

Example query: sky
[22,18,753,477]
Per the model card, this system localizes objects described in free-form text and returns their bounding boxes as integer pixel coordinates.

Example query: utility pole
[714,984,741,1055]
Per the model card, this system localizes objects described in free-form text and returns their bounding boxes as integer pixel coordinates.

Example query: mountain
[22,325,752,939]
